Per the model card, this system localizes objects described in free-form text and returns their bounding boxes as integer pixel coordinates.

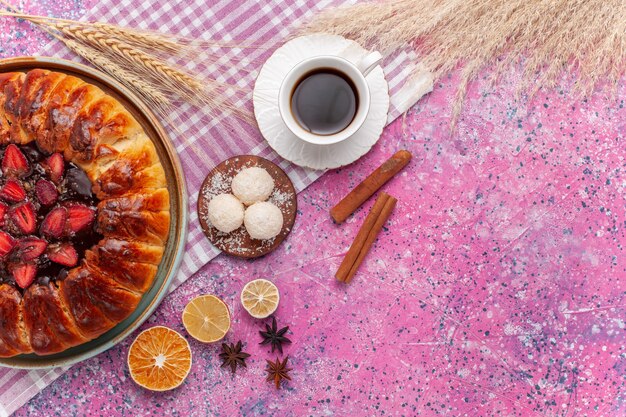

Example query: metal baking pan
[0,56,188,369]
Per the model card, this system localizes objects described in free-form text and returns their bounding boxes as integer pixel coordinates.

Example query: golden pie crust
[0,69,170,357]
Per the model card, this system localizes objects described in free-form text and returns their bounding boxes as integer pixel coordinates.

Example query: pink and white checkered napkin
[0,0,432,414]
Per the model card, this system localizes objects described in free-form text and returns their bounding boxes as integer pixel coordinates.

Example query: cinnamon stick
[335,193,390,282]
[330,150,411,224]
[344,196,396,283]
[336,192,397,283]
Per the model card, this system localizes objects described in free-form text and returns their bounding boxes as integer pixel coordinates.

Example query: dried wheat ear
[0,6,262,130]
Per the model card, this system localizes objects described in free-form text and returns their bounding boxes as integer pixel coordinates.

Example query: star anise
[259,316,292,354]
[265,356,292,389]
[219,340,251,374]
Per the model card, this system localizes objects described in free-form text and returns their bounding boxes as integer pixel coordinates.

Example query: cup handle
[356,51,383,77]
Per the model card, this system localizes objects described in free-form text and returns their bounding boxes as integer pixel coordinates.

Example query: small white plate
[253,34,390,170]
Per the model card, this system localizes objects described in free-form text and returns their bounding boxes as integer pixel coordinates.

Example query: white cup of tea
[278,51,383,145]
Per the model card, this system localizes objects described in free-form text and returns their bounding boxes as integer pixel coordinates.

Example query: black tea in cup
[290,68,359,136]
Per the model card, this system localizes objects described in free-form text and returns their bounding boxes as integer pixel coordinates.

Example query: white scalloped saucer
[253,34,390,170]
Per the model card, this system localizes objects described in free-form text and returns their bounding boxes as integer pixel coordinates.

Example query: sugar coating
[244,201,283,240]
[207,194,245,233]
[232,167,275,205]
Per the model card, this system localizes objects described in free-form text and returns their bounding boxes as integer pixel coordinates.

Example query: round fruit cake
[0,69,170,357]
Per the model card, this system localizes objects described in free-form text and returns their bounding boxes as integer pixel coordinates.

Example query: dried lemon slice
[241,278,280,318]
[127,326,192,391]
[182,294,231,343]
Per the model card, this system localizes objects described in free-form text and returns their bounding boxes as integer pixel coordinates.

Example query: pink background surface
[3,1,626,416]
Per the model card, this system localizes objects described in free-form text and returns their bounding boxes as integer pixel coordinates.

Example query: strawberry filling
[0,144,101,289]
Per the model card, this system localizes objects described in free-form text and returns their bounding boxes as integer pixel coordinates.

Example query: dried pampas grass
[304,0,626,124]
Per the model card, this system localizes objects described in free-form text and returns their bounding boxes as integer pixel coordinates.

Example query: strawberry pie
[0,144,99,286]
[0,69,170,357]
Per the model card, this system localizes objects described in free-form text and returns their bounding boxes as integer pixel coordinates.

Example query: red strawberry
[2,144,29,177]
[10,202,36,234]
[11,263,36,289]
[47,243,78,267]
[40,207,67,239]
[15,237,47,262]
[0,231,15,258]
[45,153,64,184]
[35,179,58,206]
[0,202,7,227]
[0,179,26,202]
[66,204,95,234]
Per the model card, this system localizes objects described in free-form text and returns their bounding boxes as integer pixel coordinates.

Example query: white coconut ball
[207,193,244,233]
[244,202,283,240]
[231,167,275,205]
